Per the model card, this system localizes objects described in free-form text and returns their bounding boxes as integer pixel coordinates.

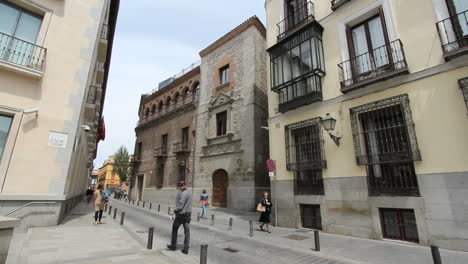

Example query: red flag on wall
[97,117,106,143]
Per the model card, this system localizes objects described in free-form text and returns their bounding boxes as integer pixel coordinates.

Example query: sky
[95,0,266,167]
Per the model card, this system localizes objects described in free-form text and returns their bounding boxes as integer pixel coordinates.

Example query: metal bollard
[249,220,253,237]
[150,203,152,210]
[197,212,200,222]
[113,208,117,219]
[211,215,215,226]
[143,201,145,208]
[133,200,135,205]
[147,227,154,250]
[109,206,112,215]
[105,204,108,211]
[158,204,160,212]
[431,245,442,264]
[120,212,125,225]
[200,244,208,264]
[314,230,320,251]
[137,201,140,206]
[229,218,233,230]
[168,206,171,215]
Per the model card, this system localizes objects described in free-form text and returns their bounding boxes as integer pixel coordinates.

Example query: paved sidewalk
[120,198,468,264]
[6,201,173,264]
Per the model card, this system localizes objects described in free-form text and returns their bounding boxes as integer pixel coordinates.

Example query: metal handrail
[277,1,315,39]
[0,31,47,71]
[4,201,57,216]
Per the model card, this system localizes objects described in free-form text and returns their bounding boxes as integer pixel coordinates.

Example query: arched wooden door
[212,169,228,207]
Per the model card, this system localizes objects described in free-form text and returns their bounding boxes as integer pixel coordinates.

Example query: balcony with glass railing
[0,32,46,73]
[436,9,468,60]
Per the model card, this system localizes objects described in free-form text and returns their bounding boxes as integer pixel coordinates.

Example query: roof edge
[199,16,266,58]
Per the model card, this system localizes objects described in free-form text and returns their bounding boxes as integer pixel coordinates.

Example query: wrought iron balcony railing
[0,32,46,72]
[331,0,352,10]
[436,9,468,59]
[100,24,109,41]
[154,147,168,158]
[173,142,190,153]
[338,39,408,92]
[277,1,315,39]
[137,93,196,127]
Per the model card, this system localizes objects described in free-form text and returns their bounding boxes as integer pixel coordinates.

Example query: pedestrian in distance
[199,189,209,218]
[86,188,94,203]
[93,185,107,224]
[167,180,192,254]
[258,192,273,233]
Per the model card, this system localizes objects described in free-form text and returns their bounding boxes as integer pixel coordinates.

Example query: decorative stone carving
[201,139,242,157]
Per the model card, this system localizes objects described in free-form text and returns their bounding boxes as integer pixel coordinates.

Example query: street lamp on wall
[321,113,341,146]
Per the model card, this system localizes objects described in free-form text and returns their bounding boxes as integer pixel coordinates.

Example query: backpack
[100,190,109,202]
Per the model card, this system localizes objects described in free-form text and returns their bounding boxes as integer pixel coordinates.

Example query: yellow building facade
[98,156,121,189]
[265,0,468,251]
[0,0,119,227]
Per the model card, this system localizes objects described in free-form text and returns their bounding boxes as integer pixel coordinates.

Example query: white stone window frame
[0,107,23,192]
[336,0,399,81]
[0,0,52,77]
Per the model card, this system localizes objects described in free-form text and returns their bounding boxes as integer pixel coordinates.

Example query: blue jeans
[171,213,191,250]
[201,203,208,217]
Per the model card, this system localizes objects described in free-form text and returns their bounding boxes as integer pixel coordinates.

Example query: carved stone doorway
[212,169,228,207]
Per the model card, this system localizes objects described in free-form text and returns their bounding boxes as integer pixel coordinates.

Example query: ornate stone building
[193,16,270,211]
[131,64,200,205]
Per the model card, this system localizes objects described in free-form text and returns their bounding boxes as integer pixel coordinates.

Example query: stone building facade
[193,17,270,211]
[131,65,200,205]
[265,0,468,251]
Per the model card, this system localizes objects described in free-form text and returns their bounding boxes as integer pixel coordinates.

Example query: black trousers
[170,213,191,250]
[95,210,103,222]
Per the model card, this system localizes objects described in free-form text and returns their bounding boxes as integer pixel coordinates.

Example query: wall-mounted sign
[48,131,68,148]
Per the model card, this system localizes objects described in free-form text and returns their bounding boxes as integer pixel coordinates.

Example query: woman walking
[258,192,273,233]
[199,189,209,218]
[93,185,106,224]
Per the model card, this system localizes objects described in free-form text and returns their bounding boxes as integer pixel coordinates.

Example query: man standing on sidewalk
[167,180,192,254]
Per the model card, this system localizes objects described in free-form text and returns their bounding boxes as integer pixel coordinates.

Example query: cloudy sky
[95,0,266,167]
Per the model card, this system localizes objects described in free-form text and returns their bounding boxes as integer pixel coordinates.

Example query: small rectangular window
[300,204,322,230]
[161,134,168,153]
[216,111,227,136]
[182,127,189,148]
[219,65,230,85]
[380,208,419,243]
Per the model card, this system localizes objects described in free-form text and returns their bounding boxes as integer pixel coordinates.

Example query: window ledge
[0,60,43,79]
[215,82,230,90]
[206,132,234,143]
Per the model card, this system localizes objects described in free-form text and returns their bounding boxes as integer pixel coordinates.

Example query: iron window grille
[380,208,419,243]
[269,23,325,113]
[459,77,468,114]
[350,94,421,196]
[285,117,326,171]
[294,169,324,195]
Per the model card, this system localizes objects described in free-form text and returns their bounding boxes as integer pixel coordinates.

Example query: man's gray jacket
[175,189,192,215]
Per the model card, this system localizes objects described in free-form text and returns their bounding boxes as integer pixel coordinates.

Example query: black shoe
[166,245,176,251]
[181,248,189,254]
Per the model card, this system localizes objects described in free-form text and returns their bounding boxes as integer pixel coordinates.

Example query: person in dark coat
[259,192,273,233]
